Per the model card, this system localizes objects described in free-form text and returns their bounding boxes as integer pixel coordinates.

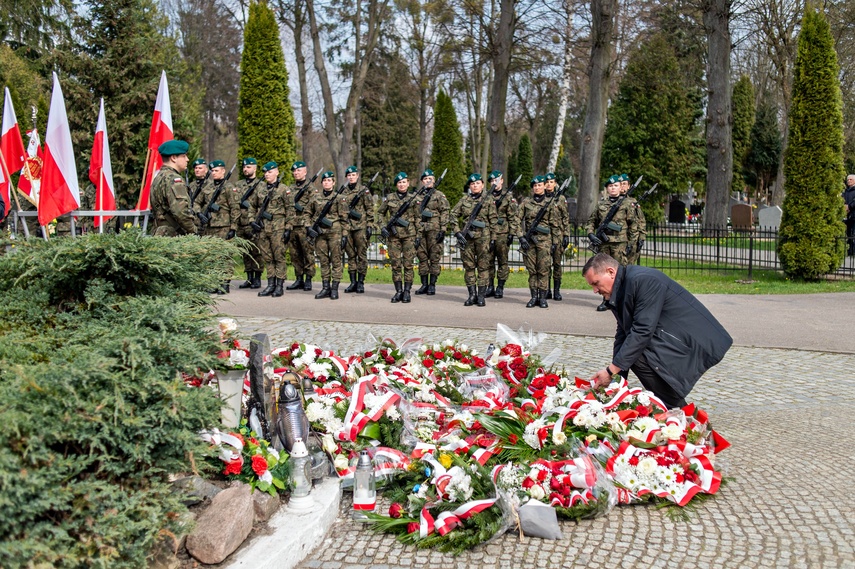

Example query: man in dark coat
[583,253,732,408]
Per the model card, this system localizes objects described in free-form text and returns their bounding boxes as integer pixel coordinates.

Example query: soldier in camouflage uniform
[543,172,570,301]
[198,160,240,292]
[450,173,498,307]
[341,165,374,294]
[484,171,519,299]
[378,172,419,303]
[235,157,264,289]
[308,171,348,300]
[190,158,212,208]
[586,174,640,310]
[517,176,561,308]
[285,161,318,292]
[619,173,646,264]
[149,140,198,237]
[250,162,291,298]
[414,168,450,296]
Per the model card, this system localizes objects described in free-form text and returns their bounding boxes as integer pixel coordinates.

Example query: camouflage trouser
[416,229,444,276]
[344,228,369,274]
[387,235,415,283]
[202,225,230,239]
[315,230,343,282]
[549,236,564,280]
[258,225,288,279]
[240,224,262,272]
[461,236,492,286]
[290,227,316,278]
[601,242,629,266]
[523,236,551,290]
[488,233,511,282]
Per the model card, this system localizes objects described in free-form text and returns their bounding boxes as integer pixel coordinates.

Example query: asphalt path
[217,283,855,354]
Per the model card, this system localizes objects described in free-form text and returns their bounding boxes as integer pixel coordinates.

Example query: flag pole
[98,166,104,233]
[0,150,30,238]
[138,147,151,209]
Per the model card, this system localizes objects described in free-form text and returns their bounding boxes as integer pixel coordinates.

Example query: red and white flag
[38,72,80,227]
[89,98,116,227]
[136,70,173,211]
[1,87,26,217]
[17,128,43,203]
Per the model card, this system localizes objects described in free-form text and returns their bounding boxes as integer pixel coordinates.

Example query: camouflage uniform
[286,181,318,289]
[545,189,570,299]
[414,187,450,294]
[628,198,646,264]
[377,189,419,297]
[190,175,213,209]
[342,183,374,291]
[487,189,519,297]
[198,179,240,239]
[518,195,562,299]
[150,165,198,237]
[249,180,291,296]
[235,176,264,278]
[584,196,640,266]
[450,191,498,305]
[309,186,348,298]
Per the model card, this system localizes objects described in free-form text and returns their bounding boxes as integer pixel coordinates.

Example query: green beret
[619,173,629,182]
[291,160,307,171]
[468,173,482,183]
[262,161,278,172]
[242,157,257,166]
[545,172,556,181]
[158,139,189,157]
[191,158,206,167]
[421,169,434,179]
[608,175,620,185]
[209,160,225,169]
[530,176,540,187]
[488,170,502,181]
[345,165,358,174]
[322,170,335,180]
[394,172,408,184]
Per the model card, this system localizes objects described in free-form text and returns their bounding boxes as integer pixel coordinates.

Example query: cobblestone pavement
[233,317,855,569]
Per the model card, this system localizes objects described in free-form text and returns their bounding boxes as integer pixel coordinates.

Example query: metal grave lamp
[352,450,376,520]
[288,438,314,511]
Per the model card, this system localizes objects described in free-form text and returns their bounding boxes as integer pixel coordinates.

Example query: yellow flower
[585,434,597,444]
[438,453,453,469]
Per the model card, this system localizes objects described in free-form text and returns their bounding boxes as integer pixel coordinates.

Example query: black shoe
[427,274,437,295]
[596,299,609,312]
[238,272,254,289]
[402,282,412,303]
[330,281,340,300]
[258,278,276,297]
[553,278,562,301]
[315,280,331,299]
[391,281,403,303]
[222,280,230,294]
[344,271,357,293]
[477,285,487,307]
[463,285,476,306]
[495,279,505,299]
[484,281,496,298]
[545,288,552,300]
[356,273,365,293]
[525,288,537,308]
[415,275,429,295]
[538,289,548,308]
[286,276,304,290]
[251,271,262,289]
[303,276,312,291]
[272,277,284,297]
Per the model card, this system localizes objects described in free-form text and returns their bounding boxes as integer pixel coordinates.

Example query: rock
[185,483,254,564]
[172,475,222,506]
[252,491,280,522]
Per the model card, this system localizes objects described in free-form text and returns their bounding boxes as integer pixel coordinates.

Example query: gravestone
[758,205,782,230]
[668,199,686,223]
[731,203,753,231]
[566,198,577,222]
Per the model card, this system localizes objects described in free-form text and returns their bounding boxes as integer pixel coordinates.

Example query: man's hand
[589,368,613,389]
[436,231,446,244]
[225,229,236,240]
[506,234,514,246]
[518,236,530,251]
[587,232,602,247]
[283,229,291,244]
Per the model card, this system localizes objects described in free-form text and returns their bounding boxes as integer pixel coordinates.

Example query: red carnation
[291,342,300,350]
[635,405,650,417]
[385,356,395,364]
[521,477,536,489]
[407,522,420,534]
[364,351,374,358]
[251,455,268,476]
[501,344,522,357]
[537,468,548,482]
[508,434,519,444]
[223,459,242,476]
[471,421,482,431]
[315,348,323,356]
[389,503,404,518]
[550,477,562,490]
[561,485,571,497]
[433,350,444,359]
[453,351,463,360]
[422,358,434,368]
[628,456,640,466]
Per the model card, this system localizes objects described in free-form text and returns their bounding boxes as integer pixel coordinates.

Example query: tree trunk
[576,0,617,224]
[293,0,313,167]
[306,0,340,170]
[702,0,732,230]
[487,0,515,174]
[548,0,575,173]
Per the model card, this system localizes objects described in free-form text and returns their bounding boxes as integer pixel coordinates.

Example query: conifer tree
[238,1,296,180]
[778,6,846,279]
[516,134,533,194]
[731,75,755,193]
[746,95,781,200]
[429,89,466,205]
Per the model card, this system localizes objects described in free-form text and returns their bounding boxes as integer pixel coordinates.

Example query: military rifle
[418,168,449,220]
[492,174,523,210]
[347,171,380,221]
[455,175,520,248]
[380,168,447,242]
[250,171,287,235]
[292,168,324,215]
[520,178,570,249]
[307,183,348,240]
[190,168,212,206]
[239,177,265,210]
[197,163,236,227]
[589,175,642,252]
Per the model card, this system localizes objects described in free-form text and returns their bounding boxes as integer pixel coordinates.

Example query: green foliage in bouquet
[0,231,240,569]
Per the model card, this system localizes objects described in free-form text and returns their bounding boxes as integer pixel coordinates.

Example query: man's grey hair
[582,253,619,276]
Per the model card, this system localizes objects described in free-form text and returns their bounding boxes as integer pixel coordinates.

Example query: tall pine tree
[731,75,755,194]
[778,6,846,279]
[516,134,533,195]
[238,1,296,180]
[746,94,781,201]
[429,90,466,206]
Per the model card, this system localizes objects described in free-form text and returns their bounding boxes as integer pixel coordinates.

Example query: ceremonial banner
[38,72,80,227]
[136,70,173,211]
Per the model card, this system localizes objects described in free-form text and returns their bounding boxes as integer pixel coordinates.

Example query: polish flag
[1,87,26,216]
[136,70,173,211]
[38,72,80,227]
[89,98,116,227]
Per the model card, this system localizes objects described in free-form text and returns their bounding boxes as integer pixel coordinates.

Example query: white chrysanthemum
[385,406,401,421]
[309,361,333,377]
[445,467,474,502]
[661,424,683,440]
[626,429,643,440]
[326,418,344,433]
[633,417,660,432]
[553,431,567,445]
[305,402,325,422]
[636,392,651,406]
[523,420,545,449]
[638,457,658,477]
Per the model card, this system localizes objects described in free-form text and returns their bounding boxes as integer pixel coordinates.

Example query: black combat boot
[238,272,254,289]
[315,280,331,299]
[477,285,487,307]
[538,289,549,309]
[286,275,304,290]
[222,280,230,294]
[415,275,429,295]
[356,273,366,293]
[463,285,477,306]
[258,278,276,297]
[484,278,496,298]
[251,271,262,289]
[303,275,313,291]
[553,277,562,301]
[272,277,284,297]
[427,274,438,295]
[495,279,506,299]
[344,271,358,293]
[330,281,340,300]
[545,287,553,300]
[526,288,538,308]
[391,281,404,303]
[596,298,609,312]
[402,282,412,303]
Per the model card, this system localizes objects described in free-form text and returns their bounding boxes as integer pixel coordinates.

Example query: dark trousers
[626,354,688,409]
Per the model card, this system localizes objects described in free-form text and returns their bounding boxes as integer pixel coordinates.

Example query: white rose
[637,393,651,406]
[661,424,683,440]
[529,484,546,500]
[333,454,350,471]
[218,318,238,334]
[321,433,337,454]
[638,457,658,476]
[228,350,249,368]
